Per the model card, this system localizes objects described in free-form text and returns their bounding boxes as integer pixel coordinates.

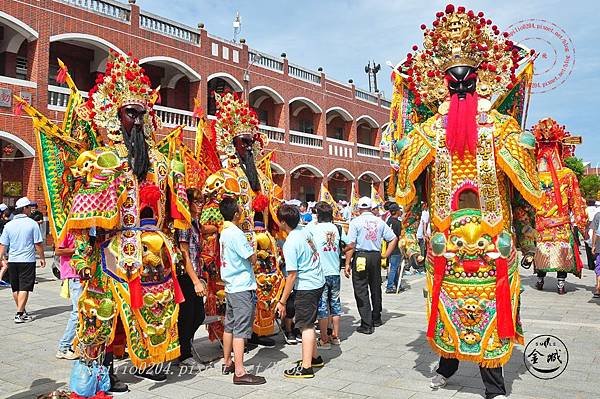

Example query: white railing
[56,0,130,22]
[259,125,285,143]
[48,87,196,131]
[140,12,200,45]
[288,64,321,85]
[357,143,381,158]
[154,105,195,130]
[289,130,323,148]
[381,98,392,108]
[249,50,283,72]
[48,85,88,110]
[355,88,378,104]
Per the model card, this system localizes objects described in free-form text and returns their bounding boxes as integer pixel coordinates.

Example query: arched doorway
[0,131,35,205]
[207,73,243,116]
[327,168,354,201]
[289,164,323,202]
[358,171,382,198]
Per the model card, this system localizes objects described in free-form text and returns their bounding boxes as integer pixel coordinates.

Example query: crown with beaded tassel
[81,50,162,136]
[213,91,267,161]
[403,4,535,105]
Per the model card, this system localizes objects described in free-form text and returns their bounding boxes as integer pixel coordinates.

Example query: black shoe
[295,355,324,368]
[248,333,276,348]
[284,331,297,345]
[373,319,383,328]
[535,281,544,290]
[233,373,267,385]
[108,374,129,395]
[284,365,314,378]
[385,289,396,294]
[356,326,374,335]
[293,328,303,343]
[222,363,235,375]
[134,368,167,382]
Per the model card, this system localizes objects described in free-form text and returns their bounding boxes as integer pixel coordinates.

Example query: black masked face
[446,66,477,99]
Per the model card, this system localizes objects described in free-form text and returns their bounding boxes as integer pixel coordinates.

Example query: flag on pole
[319,184,343,220]
[493,61,534,128]
[371,184,384,209]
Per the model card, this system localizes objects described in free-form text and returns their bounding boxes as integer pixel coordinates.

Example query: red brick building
[0,0,392,213]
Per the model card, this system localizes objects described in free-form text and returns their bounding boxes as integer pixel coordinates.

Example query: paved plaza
[2,254,600,399]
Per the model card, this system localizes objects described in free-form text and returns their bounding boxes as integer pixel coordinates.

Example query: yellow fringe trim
[427,337,515,368]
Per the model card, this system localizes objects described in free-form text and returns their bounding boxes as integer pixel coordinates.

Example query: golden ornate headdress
[404,4,533,104]
[83,51,161,136]
[533,118,580,159]
[213,92,267,161]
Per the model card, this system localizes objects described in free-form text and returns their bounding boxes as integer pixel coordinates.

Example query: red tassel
[252,193,269,212]
[56,66,68,84]
[13,101,24,116]
[573,239,584,273]
[427,255,447,338]
[140,184,161,215]
[170,192,183,221]
[129,276,143,309]
[172,274,185,304]
[495,257,515,339]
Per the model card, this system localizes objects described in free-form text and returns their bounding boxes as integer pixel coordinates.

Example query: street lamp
[243,52,262,100]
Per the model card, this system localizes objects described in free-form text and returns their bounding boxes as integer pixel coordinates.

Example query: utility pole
[364,60,381,93]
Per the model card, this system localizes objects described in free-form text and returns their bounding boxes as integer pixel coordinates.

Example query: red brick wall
[1,0,392,204]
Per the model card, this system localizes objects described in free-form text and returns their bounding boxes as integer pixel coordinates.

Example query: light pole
[243,52,262,100]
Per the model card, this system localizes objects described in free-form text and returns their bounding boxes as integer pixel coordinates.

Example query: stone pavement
[2,255,600,399]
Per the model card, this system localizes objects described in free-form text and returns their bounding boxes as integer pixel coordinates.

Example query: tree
[564,156,585,182]
[580,175,600,200]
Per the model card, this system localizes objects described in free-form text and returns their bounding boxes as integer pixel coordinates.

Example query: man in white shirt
[344,197,398,334]
[416,201,430,273]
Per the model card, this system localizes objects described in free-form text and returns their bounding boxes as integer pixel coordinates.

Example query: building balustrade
[55,0,130,22]
[140,12,200,45]
[249,50,284,72]
[259,125,285,143]
[289,130,323,148]
[288,64,321,85]
[153,105,195,130]
[357,143,381,158]
[355,88,378,104]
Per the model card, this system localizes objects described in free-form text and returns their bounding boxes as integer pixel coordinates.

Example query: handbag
[69,360,110,396]
[51,254,61,279]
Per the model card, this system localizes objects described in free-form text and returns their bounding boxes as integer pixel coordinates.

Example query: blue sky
[138,0,600,163]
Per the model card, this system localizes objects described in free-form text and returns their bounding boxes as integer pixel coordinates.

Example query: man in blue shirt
[306,201,343,348]
[345,197,398,334]
[299,201,313,224]
[0,197,45,323]
[218,197,266,385]
[276,204,325,378]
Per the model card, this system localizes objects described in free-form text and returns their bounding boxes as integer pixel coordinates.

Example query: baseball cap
[388,203,401,213]
[357,196,372,209]
[15,197,32,209]
[0,203,7,212]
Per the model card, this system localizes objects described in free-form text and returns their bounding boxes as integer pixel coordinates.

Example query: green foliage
[580,175,600,200]
[563,156,585,181]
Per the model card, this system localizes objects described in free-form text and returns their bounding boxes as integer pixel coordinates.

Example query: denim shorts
[317,275,342,319]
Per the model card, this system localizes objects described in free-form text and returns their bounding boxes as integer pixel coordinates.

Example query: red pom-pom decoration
[252,193,269,212]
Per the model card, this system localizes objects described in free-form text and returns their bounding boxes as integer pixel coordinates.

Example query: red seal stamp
[506,19,575,94]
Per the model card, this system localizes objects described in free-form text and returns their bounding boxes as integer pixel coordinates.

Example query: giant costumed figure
[200,92,284,344]
[528,118,587,294]
[15,53,189,397]
[385,5,541,398]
